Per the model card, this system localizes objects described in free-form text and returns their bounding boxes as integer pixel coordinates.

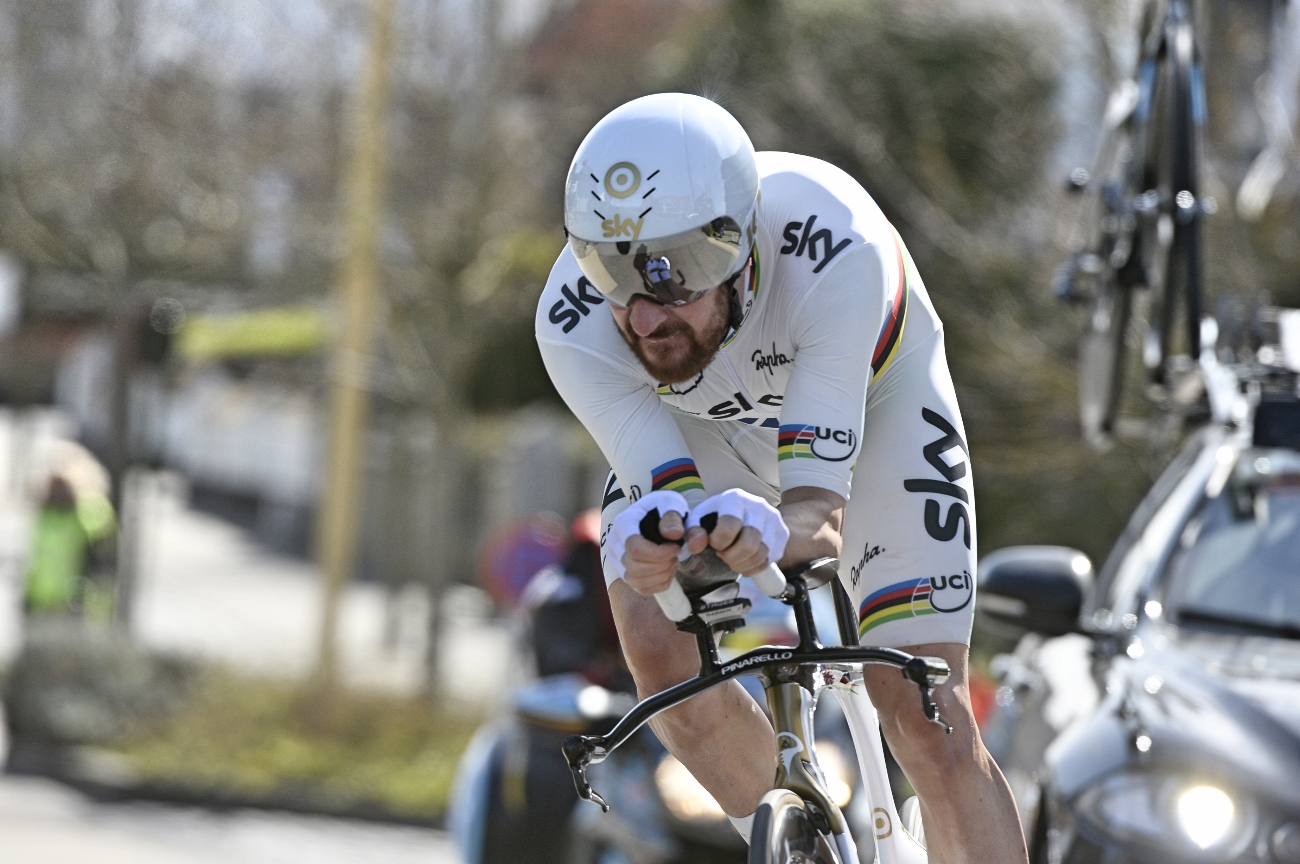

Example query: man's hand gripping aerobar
[605,488,794,618]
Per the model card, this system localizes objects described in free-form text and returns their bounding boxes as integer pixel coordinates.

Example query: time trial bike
[562,511,951,864]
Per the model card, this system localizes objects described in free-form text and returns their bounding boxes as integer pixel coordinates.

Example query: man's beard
[620,288,731,384]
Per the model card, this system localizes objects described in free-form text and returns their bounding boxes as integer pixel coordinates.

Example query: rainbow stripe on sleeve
[777,424,817,461]
[650,458,705,493]
[869,230,911,383]
[857,577,937,637]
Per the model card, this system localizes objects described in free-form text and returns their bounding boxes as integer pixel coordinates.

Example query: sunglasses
[568,217,746,308]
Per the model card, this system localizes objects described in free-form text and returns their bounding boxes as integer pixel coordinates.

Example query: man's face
[609,280,732,384]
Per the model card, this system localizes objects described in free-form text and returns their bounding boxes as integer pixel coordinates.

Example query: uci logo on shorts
[857,570,973,637]
[927,570,973,613]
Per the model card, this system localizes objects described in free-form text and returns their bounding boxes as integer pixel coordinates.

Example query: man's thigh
[606,577,707,694]
[840,332,977,649]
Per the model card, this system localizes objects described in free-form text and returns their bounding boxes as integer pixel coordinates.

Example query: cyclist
[536,93,1027,862]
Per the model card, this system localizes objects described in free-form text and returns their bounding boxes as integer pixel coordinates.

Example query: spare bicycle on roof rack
[1055,0,1216,445]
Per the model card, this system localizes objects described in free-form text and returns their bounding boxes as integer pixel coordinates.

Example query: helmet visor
[568,217,744,307]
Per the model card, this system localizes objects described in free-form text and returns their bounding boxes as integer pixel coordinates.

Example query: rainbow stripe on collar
[721,246,761,349]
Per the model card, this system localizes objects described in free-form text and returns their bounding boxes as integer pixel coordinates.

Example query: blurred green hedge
[111,669,481,819]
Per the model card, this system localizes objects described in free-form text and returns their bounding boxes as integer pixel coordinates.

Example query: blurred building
[48,321,603,578]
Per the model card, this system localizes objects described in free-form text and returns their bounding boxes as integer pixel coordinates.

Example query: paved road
[0,772,460,864]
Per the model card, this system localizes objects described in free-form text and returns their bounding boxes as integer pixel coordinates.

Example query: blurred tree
[317,0,394,693]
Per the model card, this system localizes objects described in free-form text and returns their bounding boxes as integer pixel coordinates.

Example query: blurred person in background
[23,474,116,621]
[524,509,629,690]
[455,509,636,864]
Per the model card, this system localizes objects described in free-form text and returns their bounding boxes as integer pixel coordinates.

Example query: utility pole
[108,295,142,630]
[316,0,393,689]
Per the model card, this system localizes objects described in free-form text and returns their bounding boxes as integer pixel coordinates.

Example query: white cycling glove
[605,489,690,581]
[686,489,790,564]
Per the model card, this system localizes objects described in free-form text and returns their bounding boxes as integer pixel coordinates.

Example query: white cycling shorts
[598,328,976,649]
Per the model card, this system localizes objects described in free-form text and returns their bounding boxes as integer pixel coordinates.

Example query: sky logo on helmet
[589,165,657,230]
[601,214,644,241]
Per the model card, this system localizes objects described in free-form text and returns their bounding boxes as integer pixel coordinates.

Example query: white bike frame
[833,681,929,864]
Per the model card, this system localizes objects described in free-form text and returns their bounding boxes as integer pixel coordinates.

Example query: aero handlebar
[637,508,788,622]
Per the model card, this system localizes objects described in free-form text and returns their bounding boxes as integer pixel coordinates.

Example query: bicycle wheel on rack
[749,789,839,864]
[1144,8,1204,379]
[1079,273,1134,441]
[1075,96,1143,441]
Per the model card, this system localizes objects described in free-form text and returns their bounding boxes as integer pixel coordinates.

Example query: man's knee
[882,692,981,782]
[865,642,985,784]
[620,614,699,696]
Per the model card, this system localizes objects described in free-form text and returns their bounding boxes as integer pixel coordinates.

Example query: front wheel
[749,789,839,864]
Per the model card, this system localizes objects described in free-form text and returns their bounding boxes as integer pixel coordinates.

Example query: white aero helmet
[564,93,759,308]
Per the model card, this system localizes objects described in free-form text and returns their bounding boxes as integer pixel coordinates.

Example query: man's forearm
[777,485,845,568]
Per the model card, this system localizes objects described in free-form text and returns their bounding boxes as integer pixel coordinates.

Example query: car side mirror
[977,546,1093,637]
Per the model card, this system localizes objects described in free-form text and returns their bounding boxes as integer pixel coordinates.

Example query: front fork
[764,666,863,864]
[765,663,940,864]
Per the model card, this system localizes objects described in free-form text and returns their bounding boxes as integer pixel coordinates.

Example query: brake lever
[563,734,611,812]
[903,657,953,734]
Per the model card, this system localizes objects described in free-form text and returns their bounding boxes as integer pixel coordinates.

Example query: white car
[978,392,1300,864]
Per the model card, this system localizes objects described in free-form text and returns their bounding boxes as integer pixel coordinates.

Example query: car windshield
[1163,452,1300,637]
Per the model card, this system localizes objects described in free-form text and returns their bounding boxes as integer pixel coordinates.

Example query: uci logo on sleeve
[778,424,858,462]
